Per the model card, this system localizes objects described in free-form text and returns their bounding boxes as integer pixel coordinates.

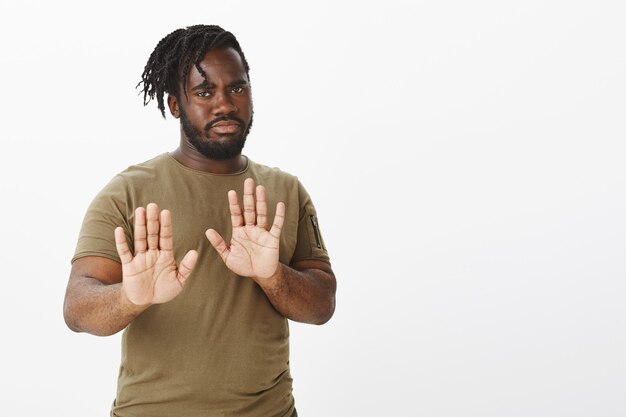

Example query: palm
[222,222,280,278]
[206,178,285,281]
[115,204,197,306]
[121,247,183,305]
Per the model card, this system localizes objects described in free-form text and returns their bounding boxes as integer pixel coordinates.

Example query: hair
[137,25,250,118]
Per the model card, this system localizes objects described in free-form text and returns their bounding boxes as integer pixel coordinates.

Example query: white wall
[0,1,624,416]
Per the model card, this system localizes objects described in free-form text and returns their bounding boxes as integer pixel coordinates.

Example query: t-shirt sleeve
[291,180,331,265]
[72,174,133,264]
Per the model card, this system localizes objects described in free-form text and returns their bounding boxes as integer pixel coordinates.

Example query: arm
[259,259,336,325]
[206,178,336,325]
[63,256,144,336]
[63,204,198,336]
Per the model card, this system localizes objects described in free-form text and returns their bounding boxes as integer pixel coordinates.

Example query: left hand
[206,178,285,281]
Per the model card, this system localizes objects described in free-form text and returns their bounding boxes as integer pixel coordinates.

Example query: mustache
[204,116,245,132]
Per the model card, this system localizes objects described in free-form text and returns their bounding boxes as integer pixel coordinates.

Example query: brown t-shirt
[73,154,330,417]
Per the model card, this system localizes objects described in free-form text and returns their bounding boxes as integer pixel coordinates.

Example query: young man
[63,25,336,417]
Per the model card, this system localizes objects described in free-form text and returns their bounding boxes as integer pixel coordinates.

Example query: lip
[209,120,242,134]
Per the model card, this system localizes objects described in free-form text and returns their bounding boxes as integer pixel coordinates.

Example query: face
[170,47,253,160]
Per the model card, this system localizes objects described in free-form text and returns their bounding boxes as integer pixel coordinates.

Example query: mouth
[207,119,243,135]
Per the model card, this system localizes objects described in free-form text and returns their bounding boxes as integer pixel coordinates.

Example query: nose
[213,90,237,116]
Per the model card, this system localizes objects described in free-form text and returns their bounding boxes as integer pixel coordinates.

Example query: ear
[167,95,180,119]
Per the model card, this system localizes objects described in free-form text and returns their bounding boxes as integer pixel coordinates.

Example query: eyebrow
[191,79,248,91]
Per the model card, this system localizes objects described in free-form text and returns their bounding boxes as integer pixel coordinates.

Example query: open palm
[206,178,285,281]
[115,203,198,306]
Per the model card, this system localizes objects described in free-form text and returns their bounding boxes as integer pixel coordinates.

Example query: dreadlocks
[138,25,250,118]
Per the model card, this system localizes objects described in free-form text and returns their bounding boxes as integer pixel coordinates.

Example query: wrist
[257,263,283,290]
[119,285,150,316]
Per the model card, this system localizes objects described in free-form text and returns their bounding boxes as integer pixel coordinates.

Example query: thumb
[177,249,198,285]
[206,229,230,261]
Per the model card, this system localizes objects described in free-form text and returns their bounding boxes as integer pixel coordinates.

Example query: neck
[170,140,247,174]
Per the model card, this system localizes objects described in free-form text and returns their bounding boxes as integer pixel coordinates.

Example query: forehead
[186,47,248,85]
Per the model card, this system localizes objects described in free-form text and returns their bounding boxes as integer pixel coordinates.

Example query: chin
[190,136,247,160]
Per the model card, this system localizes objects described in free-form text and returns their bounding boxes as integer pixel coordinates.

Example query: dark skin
[63,48,336,336]
[168,47,252,174]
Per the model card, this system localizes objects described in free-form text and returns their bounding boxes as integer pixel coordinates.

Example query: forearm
[63,277,146,336]
[258,263,336,325]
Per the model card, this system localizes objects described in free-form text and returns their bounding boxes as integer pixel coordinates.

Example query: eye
[231,86,245,94]
[196,91,213,98]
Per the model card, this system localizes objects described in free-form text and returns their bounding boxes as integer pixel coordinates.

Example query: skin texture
[168,47,252,174]
[63,47,336,335]
[206,178,336,324]
[64,207,198,336]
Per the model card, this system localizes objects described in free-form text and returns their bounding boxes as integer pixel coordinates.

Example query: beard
[179,107,253,161]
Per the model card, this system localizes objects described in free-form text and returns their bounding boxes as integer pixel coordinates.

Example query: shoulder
[115,153,171,184]
[89,154,171,205]
[247,159,301,189]
[248,159,296,180]
[246,160,317,210]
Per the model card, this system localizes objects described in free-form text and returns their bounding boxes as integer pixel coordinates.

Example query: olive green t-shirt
[73,153,330,417]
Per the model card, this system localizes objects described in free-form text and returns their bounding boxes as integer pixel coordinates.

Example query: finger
[146,203,159,250]
[133,207,147,253]
[228,190,243,227]
[269,202,285,239]
[177,249,198,286]
[256,185,268,229]
[159,209,173,251]
[243,178,256,226]
[206,229,230,261]
[114,227,133,264]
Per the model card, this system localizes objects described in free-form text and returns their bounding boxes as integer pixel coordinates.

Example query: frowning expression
[170,47,253,160]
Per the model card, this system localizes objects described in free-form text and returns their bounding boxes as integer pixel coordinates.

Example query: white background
[0,0,625,416]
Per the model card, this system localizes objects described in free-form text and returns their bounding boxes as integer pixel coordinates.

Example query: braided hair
[138,25,250,118]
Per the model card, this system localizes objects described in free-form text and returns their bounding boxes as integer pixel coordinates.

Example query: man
[63,25,336,417]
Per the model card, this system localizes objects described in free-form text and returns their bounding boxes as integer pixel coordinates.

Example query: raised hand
[206,178,285,281]
[115,203,198,307]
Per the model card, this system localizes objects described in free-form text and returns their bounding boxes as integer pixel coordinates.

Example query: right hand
[115,203,198,308]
